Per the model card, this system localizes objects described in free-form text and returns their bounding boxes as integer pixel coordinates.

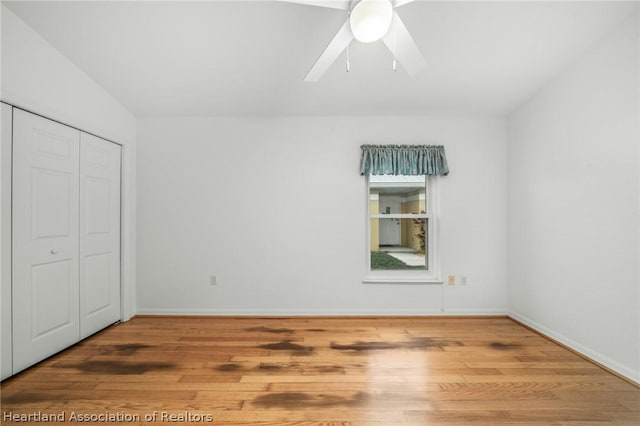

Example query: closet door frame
[1,102,13,380]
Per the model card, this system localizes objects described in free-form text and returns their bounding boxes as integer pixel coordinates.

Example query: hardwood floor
[1,317,638,425]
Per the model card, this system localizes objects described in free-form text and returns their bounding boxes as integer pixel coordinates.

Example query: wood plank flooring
[1,317,638,425]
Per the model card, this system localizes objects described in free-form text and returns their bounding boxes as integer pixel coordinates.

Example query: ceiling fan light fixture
[349,0,393,43]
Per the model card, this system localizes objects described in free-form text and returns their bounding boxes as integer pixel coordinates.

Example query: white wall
[136,115,508,315]
[0,5,137,322]
[508,14,639,382]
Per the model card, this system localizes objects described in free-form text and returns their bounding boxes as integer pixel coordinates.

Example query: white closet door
[79,133,121,339]
[12,110,80,373]
[1,103,13,380]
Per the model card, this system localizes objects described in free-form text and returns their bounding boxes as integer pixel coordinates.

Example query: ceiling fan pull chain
[346,44,351,72]
[392,24,397,72]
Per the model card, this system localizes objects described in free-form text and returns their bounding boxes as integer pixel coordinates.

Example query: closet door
[12,110,80,373]
[79,133,121,338]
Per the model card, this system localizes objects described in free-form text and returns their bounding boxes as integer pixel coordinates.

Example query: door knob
[50,249,58,255]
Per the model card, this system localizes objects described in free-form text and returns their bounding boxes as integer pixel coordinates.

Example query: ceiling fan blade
[382,11,426,76]
[275,0,350,10]
[393,0,415,7]
[304,20,354,82]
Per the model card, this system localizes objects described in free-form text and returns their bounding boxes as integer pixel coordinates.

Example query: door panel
[12,109,80,374]
[33,168,73,238]
[32,260,74,337]
[380,218,401,245]
[84,252,112,315]
[79,133,120,339]
[84,177,112,233]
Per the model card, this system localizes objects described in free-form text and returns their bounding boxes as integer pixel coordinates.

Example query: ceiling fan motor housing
[349,0,394,43]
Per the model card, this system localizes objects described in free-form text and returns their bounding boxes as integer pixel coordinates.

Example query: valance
[360,145,449,176]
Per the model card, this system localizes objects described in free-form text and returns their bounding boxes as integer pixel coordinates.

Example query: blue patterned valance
[360,145,449,176]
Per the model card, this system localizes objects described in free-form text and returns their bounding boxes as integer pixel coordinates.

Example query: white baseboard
[509,311,640,385]
[135,307,508,317]
[441,308,508,316]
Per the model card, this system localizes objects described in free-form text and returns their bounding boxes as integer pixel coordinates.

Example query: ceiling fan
[279,0,426,81]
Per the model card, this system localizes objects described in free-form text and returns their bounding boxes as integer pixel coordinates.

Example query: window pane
[370,218,427,270]
[369,175,427,215]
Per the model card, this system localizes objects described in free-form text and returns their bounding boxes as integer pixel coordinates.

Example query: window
[364,175,440,283]
[359,144,448,284]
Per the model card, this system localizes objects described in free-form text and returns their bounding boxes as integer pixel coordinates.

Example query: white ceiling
[4,1,638,116]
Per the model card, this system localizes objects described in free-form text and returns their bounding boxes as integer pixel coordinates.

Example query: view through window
[369,175,429,270]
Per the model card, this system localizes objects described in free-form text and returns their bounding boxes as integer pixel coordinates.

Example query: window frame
[363,175,442,284]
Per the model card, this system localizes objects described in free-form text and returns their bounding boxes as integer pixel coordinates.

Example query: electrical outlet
[448,275,455,285]
[210,275,217,286]
[461,276,467,286]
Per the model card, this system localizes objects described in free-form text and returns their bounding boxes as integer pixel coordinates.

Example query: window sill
[363,276,443,285]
